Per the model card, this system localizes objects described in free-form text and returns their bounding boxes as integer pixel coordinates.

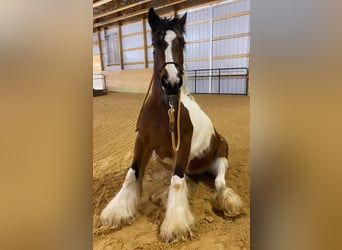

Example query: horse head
[148,7,187,96]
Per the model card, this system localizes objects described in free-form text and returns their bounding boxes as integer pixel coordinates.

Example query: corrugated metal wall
[93,0,250,94]
[145,19,154,68]
[181,0,250,94]
[183,8,211,71]
[103,26,121,71]
[121,21,145,69]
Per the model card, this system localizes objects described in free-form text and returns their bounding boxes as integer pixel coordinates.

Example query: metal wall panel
[187,74,246,94]
[213,36,249,56]
[121,21,141,35]
[93,33,98,42]
[186,78,210,94]
[93,44,99,55]
[106,26,117,35]
[185,79,195,93]
[213,0,249,18]
[121,21,145,68]
[183,8,211,23]
[146,32,152,46]
[213,15,250,37]
[185,60,210,71]
[122,35,143,50]
[185,42,210,58]
[105,64,121,71]
[213,58,249,68]
[211,77,220,93]
[183,6,211,74]
[219,78,246,94]
[185,22,210,42]
[145,22,153,68]
[145,20,150,30]
[123,50,144,63]
[147,47,153,62]
[102,26,120,70]
[125,64,144,69]
[106,33,121,65]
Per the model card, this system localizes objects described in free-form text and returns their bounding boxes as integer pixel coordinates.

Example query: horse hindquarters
[100,134,152,228]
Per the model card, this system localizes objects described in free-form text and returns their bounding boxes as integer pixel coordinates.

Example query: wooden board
[93,55,102,73]
[103,68,153,93]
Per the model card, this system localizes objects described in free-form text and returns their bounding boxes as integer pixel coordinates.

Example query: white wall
[179,0,250,70]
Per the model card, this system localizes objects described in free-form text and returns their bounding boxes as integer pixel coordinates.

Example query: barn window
[105,33,120,65]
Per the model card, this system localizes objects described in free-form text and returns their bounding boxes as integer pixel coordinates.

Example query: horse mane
[157,16,186,34]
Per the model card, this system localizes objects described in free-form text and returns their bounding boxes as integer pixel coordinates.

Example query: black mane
[152,16,186,34]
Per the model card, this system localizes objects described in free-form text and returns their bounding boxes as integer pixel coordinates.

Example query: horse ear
[148,7,160,31]
[179,12,187,30]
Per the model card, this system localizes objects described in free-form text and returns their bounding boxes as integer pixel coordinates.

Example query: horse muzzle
[161,75,183,95]
[159,62,184,95]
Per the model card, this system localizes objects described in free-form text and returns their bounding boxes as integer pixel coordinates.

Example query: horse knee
[210,157,228,190]
[174,164,185,178]
[131,161,140,179]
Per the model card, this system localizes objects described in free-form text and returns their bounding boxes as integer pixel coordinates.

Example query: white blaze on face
[164,30,179,85]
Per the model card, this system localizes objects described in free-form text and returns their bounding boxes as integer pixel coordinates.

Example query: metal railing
[93,73,108,96]
[186,67,249,95]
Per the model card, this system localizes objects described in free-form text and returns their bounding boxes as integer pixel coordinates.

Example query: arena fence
[186,67,249,95]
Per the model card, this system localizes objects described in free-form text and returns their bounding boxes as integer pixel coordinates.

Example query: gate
[186,67,249,95]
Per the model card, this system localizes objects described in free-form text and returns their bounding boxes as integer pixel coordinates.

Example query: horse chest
[181,91,215,162]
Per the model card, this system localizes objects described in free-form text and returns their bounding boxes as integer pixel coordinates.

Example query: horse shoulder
[180,90,216,162]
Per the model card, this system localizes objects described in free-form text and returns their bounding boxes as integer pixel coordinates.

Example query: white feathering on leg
[100,168,140,228]
[212,186,243,217]
[160,175,194,242]
[210,157,243,217]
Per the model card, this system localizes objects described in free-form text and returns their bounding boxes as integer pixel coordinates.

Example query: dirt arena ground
[93,92,250,250]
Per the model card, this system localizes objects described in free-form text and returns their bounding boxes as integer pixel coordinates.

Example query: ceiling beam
[93,0,112,8]
[94,0,152,20]
[93,0,186,28]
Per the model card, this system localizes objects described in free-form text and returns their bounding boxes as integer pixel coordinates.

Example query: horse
[100,7,243,242]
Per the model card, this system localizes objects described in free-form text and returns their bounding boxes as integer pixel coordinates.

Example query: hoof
[100,208,135,229]
[160,220,194,242]
[160,175,195,242]
[211,187,243,217]
[100,168,140,228]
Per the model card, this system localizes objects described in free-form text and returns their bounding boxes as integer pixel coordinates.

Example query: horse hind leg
[100,138,151,229]
[209,139,243,217]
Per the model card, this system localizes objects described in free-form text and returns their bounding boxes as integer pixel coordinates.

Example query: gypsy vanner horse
[101,7,242,242]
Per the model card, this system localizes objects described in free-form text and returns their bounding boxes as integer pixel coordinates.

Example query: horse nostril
[161,77,168,88]
[178,77,183,87]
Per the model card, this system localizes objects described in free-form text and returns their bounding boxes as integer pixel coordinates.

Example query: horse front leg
[100,135,151,229]
[210,136,242,217]
[160,141,194,242]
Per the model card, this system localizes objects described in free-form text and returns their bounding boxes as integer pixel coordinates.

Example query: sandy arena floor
[93,92,250,249]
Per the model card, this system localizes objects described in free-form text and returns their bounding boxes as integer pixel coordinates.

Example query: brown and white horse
[101,7,242,242]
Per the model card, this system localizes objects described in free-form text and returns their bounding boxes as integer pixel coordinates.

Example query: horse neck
[150,68,164,103]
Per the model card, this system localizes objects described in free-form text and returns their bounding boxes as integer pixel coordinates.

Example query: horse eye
[180,39,186,48]
[152,39,162,48]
